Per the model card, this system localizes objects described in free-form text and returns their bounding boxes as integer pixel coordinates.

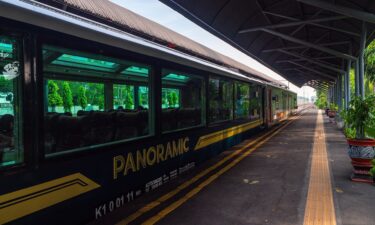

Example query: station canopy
[161,0,375,90]
[33,0,286,87]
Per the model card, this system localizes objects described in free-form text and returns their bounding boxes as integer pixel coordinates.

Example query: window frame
[0,29,30,172]
[234,81,251,120]
[208,75,234,125]
[40,42,156,158]
[161,68,206,134]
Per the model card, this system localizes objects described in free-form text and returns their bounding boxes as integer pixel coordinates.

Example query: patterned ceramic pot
[348,139,375,159]
[347,139,375,183]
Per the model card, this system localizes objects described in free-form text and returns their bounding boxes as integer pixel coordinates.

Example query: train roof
[31,0,286,88]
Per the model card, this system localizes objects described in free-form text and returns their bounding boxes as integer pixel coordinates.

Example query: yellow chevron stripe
[0,173,100,224]
[194,119,262,150]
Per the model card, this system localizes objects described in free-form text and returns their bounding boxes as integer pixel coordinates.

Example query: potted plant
[328,103,338,118]
[341,95,375,183]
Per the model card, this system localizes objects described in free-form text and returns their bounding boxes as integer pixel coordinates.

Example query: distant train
[0,0,297,224]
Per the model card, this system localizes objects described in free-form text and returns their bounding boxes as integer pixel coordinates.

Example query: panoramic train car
[0,0,297,224]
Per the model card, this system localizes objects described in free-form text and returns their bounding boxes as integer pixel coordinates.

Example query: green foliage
[365,40,375,84]
[366,127,375,139]
[124,86,134,109]
[329,103,338,111]
[48,80,63,110]
[341,95,375,139]
[169,92,178,107]
[77,86,87,110]
[61,81,73,112]
[343,126,356,139]
[0,76,13,93]
[369,159,375,177]
[314,90,328,109]
[139,88,148,108]
[163,88,179,108]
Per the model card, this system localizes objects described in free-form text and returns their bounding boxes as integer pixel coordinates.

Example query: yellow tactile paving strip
[303,110,336,225]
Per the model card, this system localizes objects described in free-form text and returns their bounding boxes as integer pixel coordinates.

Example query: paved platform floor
[91,109,375,225]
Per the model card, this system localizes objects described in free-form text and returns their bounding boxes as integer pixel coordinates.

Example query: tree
[77,86,87,110]
[314,90,328,109]
[123,85,134,109]
[48,80,63,112]
[61,81,73,112]
[365,40,375,94]
[170,92,178,107]
[365,40,375,83]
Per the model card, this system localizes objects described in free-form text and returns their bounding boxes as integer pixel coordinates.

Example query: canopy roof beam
[278,49,347,74]
[262,41,350,53]
[284,68,335,82]
[239,16,348,33]
[276,56,338,63]
[238,16,360,37]
[261,28,357,60]
[298,0,375,24]
[288,61,337,80]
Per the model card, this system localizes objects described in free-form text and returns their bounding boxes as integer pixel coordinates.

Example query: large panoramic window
[208,76,233,123]
[43,45,152,155]
[235,82,250,119]
[46,80,105,114]
[113,84,134,110]
[0,35,23,168]
[161,69,205,132]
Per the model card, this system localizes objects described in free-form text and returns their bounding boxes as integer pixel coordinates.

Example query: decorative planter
[328,110,336,118]
[347,138,375,183]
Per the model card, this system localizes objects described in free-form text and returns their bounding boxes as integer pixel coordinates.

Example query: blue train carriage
[0,0,296,224]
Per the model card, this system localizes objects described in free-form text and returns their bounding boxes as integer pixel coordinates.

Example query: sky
[110,0,315,100]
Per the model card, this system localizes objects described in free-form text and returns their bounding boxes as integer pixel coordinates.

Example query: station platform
[91,109,375,225]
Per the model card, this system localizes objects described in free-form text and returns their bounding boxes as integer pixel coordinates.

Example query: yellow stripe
[115,116,299,225]
[194,119,262,150]
[303,110,336,225]
[0,173,100,224]
[142,114,303,225]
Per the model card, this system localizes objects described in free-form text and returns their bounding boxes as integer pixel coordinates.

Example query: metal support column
[359,21,367,98]
[337,75,342,111]
[345,60,351,108]
[355,60,360,96]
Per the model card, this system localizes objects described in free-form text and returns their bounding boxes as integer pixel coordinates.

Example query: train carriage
[0,0,297,224]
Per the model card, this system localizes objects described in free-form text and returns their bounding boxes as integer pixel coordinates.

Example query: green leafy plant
[329,103,338,111]
[369,159,375,177]
[314,90,328,109]
[341,95,375,139]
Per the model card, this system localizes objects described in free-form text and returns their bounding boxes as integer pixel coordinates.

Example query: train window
[138,86,149,109]
[46,80,105,113]
[208,76,233,123]
[113,84,134,110]
[162,88,180,109]
[0,35,23,167]
[43,45,152,155]
[161,69,205,132]
[249,84,261,120]
[234,82,250,119]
